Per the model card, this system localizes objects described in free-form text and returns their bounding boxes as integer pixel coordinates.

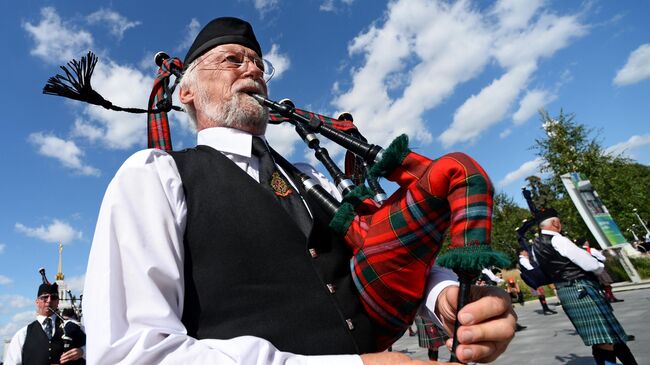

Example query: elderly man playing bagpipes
[46,17,515,364]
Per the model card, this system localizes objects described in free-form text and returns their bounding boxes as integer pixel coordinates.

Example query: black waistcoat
[169,146,374,355]
[535,234,597,282]
[23,319,64,365]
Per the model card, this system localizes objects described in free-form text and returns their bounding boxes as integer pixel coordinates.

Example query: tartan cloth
[556,279,629,346]
[415,315,448,349]
[147,56,182,151]
[268,109,358,132]
[344,151,493,350]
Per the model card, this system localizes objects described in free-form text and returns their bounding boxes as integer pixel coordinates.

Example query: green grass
[630,256,650,279]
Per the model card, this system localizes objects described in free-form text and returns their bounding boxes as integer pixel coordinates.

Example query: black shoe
[610,298,624,303]
[544,309,558,315]
[515,323,527,332]
[627,335,635,341]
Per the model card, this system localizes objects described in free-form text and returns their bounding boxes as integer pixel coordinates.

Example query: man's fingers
[457,311,516,344]
[360,352,460,365]
[460,287,514,325]
[455,341,508,363]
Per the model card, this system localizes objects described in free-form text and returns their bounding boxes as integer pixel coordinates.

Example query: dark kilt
[415,315,447,349]
[556,279,628,346]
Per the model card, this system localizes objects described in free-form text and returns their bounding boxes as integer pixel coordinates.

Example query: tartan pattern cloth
[268,108,358,132]
[415,315,448,349]
[556,279,628,346]
[147,57,183,150]
[344,151,493,350]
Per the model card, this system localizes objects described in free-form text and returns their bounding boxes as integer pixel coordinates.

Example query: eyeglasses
[194,50,275,82]
[38,294,59,301]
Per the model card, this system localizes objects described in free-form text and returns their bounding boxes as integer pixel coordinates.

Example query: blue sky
[2,0,649,345]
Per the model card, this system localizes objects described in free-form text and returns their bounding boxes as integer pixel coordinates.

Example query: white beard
[197,81,269,134]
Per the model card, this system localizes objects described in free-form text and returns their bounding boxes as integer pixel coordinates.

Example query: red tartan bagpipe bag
[325,134,509,350]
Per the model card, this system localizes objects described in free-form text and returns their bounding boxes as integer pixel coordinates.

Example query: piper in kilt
[534,208,637,365]
[415,314,448,361]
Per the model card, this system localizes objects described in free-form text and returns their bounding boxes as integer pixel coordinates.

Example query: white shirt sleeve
[3,326,27,365]
[550,234,604,275]
[518,256,534,270]
[418,266,459,333]
[83,149,362,365]
[589,248,607,262]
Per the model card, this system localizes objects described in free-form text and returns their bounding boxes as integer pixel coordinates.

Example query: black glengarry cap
[38,283,58,297]
[183,17,262,69]
[536,207,559,223]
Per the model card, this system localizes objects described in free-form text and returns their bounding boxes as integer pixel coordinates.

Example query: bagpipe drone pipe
[43,51,509,358]
[516,188,554,289]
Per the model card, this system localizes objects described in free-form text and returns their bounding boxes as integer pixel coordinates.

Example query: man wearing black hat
[3,283,84,365]
[83,16,515,364]
[533,209,637,364]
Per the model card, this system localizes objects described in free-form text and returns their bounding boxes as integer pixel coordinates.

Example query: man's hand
[360,352,460,365]
[436,285,516,363]
[60,347,84,363]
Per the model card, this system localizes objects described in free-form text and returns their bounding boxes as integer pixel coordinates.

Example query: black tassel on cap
[43,51,113,109]
[43,51,182,114]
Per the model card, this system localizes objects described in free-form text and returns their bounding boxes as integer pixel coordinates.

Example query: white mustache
[235,79,266,96]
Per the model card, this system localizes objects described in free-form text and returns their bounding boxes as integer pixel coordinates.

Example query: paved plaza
[390,286,650,364]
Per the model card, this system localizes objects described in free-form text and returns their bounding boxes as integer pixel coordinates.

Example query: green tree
[531,109,650,243]
[491,192,530,266]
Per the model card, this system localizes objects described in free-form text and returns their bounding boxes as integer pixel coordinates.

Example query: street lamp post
[627,227,639,241]
[632,208,650,236]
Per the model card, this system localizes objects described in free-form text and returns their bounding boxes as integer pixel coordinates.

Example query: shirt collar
[36,314,56,324]
[197,127,265,158]
[541,229,560,236]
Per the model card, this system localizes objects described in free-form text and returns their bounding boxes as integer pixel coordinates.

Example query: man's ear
[179,85,195,105]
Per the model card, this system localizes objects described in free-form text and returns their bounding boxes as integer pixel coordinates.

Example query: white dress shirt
[83,127,456,365]
[586,247,607,262]
[540,230,604,275]
[3,314,57,365]
[518,255,534,271]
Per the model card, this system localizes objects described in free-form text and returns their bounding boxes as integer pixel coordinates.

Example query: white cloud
[512,89,556,125]
[489,0,543,31]
[333,0,587,149]
[25,7,156,152]
[28,132,100,176]
[0,295,33,313]
[497,157,543,188]
[334,0,491,147]
[0,310,35,341]
[605,134,650,159]
[500,128,512,139]
[441,63,535,147]
[492,12,586,69]
[266,122,299,157]
[0,243,5,254]
[86,8,141,40]
[71,118,104,142]
[440,7,586,147]
[22,7,94,64]
[80,60,155,150]
[253,0,279,16]
[176,18,201,53]
[265,44,291,80]
[320,0,355,12]
[63,274,86,294]
[613,43,650,86]
[15,219,83,244]
[0,275,12,286]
